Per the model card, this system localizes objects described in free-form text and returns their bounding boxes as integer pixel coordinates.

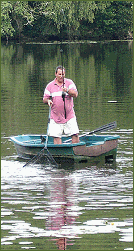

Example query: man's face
[55,69,65,83]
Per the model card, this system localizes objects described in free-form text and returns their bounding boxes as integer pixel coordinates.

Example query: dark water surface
[1,41,133,250]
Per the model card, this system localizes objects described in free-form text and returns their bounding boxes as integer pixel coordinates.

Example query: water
[1,41,133,250]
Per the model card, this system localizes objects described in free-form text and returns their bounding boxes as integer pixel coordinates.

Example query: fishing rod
[60,49,66,119]
[59,8,67,119]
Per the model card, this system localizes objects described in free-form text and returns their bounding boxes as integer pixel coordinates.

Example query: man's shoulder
[65,78,77,89]
[65,78,74,84]
[46,79,56,88]
[48,79,56,85]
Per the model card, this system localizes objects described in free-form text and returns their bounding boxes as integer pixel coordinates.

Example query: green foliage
[1,2,15,38]
[1,1,133,41]
[1,1,34,40]
[92,1,133,39]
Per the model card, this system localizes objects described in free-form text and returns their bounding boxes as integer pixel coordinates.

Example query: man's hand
[62,87,78,98]
[48,99,53,106]
[43,97,53,106]
[62,87,69,93]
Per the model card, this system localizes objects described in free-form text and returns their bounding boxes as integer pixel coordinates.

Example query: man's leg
[54,137,62,144]
[48,119,62,144]
[72,134,79,143]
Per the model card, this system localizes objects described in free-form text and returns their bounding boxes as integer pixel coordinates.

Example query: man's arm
[62,87,78,98]
[43,97,53,106]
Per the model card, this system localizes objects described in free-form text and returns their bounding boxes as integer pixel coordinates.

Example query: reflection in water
[1,143,133,250]
[56,238,66,250]
[46,172,79,250]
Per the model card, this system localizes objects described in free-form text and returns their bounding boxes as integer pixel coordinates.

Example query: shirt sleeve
[65,79,78,92]
[43,84,51,99]
[69,80,78,95]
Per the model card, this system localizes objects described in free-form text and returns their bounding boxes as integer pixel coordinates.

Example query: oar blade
[92,121,117,134]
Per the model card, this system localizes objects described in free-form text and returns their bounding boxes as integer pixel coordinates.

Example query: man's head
[55,65,65,83]
[55,65,65,74]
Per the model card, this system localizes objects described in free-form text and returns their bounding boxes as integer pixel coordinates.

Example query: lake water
[1,40,133,250]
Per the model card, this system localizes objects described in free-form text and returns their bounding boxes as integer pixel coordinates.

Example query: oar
[64,121,117,143]
[23,106,58,167]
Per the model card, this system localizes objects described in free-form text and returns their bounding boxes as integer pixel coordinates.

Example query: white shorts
[48,117,79,138]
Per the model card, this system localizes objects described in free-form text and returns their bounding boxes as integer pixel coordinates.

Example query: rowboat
[10,134,120,164]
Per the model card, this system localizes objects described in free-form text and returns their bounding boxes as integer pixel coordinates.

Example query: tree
[1,2,15,41]
[92,1,133,39]
[1,1,133,41]
[40,1,98,40]
[1,1,34,41]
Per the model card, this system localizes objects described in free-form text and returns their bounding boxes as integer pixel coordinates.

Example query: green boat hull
[10,134,120,163]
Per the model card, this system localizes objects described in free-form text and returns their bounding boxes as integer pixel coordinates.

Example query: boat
[10,134,120,164]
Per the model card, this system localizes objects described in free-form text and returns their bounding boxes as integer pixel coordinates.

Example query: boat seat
[90,141,104,146]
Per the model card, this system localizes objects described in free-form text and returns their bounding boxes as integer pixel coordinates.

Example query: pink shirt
[43,78,78,123]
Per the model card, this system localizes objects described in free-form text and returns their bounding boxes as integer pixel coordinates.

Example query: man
[43,65,79,144]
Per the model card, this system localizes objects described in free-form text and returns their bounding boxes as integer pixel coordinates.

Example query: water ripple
[1,140,133,250]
